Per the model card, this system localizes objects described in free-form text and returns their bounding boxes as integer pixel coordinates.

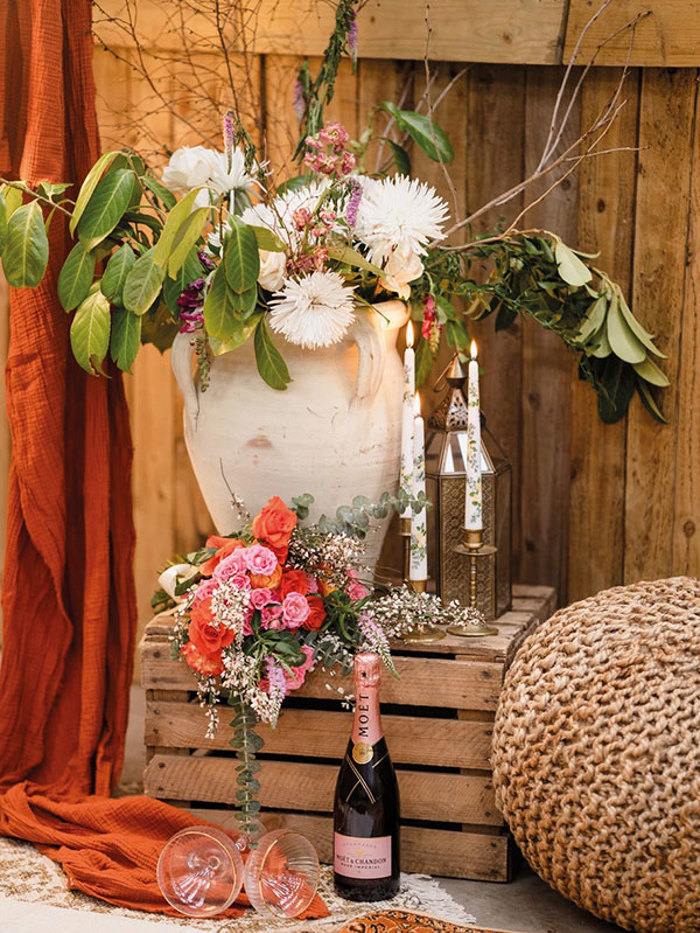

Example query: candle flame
[414,392,421,416]
[406,320,414,348]
[470,339,478,360]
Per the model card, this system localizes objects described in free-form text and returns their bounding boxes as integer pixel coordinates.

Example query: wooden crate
[140,583,556,882]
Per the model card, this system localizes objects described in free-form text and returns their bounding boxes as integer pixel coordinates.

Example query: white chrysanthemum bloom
[268,271,356,349]
[208,148,255,197]
[354,175,449,297]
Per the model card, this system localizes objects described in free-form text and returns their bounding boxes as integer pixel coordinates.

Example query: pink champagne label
[334,833,392,879]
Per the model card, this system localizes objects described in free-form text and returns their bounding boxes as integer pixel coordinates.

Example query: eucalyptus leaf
[70,289,111,375]
[101,244,136,304]
[576,295,608,343]
[636,378,668,424]
[616,288,666,359]
[122,247,165,315]
[167,207,209,278]
[253,317,291,390]
[76,168,136,251]
[223,216,260,293]
[606,291,646,364]
[57,241,96,311]
[110,305,142,372]
[2,202,49,288]
[633,355,670,387]
[554,240,593,287]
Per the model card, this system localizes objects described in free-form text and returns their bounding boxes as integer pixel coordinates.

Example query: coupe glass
[157,824,320,919]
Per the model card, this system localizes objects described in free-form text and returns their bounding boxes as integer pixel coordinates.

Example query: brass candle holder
[447,528,499,637]
[401,577,446,643]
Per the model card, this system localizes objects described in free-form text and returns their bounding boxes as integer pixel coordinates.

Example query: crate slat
[145,700,494,770]
[145,754,501,826]
[190,809,511,882]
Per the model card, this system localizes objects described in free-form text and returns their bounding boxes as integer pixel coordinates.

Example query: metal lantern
[425,359,512,619]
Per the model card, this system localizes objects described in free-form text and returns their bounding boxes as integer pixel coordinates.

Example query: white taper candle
[400,321,415,521]
[465,340,483,531]
[410,393,428,581]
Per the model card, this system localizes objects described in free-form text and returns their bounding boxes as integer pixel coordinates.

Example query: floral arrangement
[0,0,668,422]
[155,490,465,834]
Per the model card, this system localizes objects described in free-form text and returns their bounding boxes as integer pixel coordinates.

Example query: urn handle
[350,309,386,402]
[171,332,199,418]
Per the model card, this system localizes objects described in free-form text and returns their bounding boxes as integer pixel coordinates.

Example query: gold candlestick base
[450,528,499,636]
[402,623,447,643]
[447,618,499,638]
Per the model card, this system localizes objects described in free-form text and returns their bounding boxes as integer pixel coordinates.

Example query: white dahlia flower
[268,271,356,349]
[162,145,253,203]
[354,175,449,296]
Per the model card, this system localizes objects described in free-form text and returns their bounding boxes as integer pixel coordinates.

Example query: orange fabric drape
[0,0,330,920]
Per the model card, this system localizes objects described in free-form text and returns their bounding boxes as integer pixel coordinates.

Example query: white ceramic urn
[171,301,409,569]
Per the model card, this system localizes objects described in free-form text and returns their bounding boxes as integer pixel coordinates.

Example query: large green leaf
[386,139,411,175]
[594,355,635,424]
[140,301,179,353]
[141,174,177,210]
[203,267,240,338]
[379,102,454,164]
[69,150,121,235]
[253,317,291,390]
[414,336,433,388]
[209,313,262,355]
[0,192,6,253]
[122,247,165,315]
[101,244,136,304]
[76,168,136,251]
[554,240,592,287]
[223,216,260,293]
[57,241,96,311]
[167,207,209,278]
[2,202,49,287]
[70,289,111,375]
[1,184,23,220]
[110,305,142,372]
[163,248,204,314]
[327,245,383,275]
[636,378,668,424]
[605,291,645,364]
[152,188,203,268]
[249,224,286,253]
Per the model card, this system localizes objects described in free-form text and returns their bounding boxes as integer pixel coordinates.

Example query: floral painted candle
[400,321,415,522]
[464,340,483,532]
[410,393,428,581]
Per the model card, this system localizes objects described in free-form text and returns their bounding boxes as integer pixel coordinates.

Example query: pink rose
[306,574,319,594]
[261,604,284,629]
[244,543,279,577]
[192,578,217,605]
[282,591,311,629]
[284,646,315,691]
[242,604,255,637]
[347,570,369,602]
[250,587,278,610]
[214,549,248,582]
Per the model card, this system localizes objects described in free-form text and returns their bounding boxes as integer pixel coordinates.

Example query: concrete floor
[123,686,623,933]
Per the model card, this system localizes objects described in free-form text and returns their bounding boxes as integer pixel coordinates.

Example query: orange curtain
[0,0,330,919]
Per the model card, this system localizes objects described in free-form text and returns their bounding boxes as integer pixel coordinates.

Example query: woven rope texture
[492,576,700,933]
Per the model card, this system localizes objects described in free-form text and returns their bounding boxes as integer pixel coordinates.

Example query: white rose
[379,247,424,300]
[162,146,217,191]
[258,249,286,292]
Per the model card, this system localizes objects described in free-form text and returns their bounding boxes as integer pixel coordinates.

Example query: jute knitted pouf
[492,576,700,933]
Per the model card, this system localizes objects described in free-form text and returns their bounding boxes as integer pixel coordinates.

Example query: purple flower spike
[346,180,363,228]
[293,78,304,121]
[222,110,235,151]
[348,13,358,64]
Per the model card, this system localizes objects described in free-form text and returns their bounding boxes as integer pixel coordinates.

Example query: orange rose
[249,564,283,590]
[302,595,326,631]
[251,496,297,560]
[318,577,337,597]
[278,569,309,599]
[200,536,244,577]
[189,598,235,656]
[182,641,225,676]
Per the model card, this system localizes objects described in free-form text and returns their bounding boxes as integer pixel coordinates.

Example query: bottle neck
[351,681,383,746]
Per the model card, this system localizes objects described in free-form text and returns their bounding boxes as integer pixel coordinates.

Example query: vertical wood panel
[624,68,697,582]
[521,66,579,600]
[465,64,526,584]
[568,69,640,602]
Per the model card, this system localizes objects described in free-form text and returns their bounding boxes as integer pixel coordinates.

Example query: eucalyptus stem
[229,694,263,843]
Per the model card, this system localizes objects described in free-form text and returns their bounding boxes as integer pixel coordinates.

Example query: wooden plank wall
[1,2,699,639]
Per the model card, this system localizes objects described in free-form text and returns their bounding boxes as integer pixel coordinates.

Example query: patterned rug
[0,835,479,932]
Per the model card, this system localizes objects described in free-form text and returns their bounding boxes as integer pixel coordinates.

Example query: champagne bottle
[333,652,400,901]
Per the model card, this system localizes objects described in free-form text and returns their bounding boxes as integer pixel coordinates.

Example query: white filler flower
[269,271,356,349]
[355,175,449,297]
